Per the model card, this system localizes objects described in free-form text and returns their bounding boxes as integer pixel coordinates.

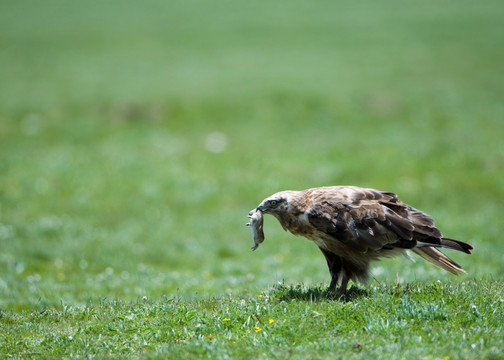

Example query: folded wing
[307,187,472,258]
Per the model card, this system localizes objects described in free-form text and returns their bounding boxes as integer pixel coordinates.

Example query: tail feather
[439,238,473,254]
[417,237,474,254]
[412,247,466,275]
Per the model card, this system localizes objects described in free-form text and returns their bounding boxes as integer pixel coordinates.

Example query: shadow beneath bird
[271,284,368,302]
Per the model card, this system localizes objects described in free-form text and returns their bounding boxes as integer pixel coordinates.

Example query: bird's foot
[325,286,347,298]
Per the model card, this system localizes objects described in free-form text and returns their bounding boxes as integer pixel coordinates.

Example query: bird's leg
[337,272,349,296]
[319,248,342,292]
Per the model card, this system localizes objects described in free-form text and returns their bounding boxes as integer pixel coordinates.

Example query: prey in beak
[246,208,264,250]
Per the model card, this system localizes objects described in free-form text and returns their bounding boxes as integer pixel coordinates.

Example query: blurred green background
[1,0,503,309]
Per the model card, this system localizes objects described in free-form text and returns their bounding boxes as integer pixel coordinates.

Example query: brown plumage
[250,186,473,295]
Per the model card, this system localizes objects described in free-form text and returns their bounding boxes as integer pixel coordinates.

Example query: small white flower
[204,132,228,153]
[68,336,73,341]
[142,296,148,301]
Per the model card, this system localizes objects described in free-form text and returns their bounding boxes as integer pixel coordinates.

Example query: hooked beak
[252,205,264,214]
[249,207,261,216]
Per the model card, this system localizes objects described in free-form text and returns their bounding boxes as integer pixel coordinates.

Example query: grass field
[1,0,504,358]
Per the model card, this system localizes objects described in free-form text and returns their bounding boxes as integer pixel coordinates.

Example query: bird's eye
[269,200,278,207]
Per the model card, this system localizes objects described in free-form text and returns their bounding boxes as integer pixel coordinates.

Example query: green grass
[2,282,503,359]
[1,0,504,358]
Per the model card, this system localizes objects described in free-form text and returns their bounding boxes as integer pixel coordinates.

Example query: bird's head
[256,191,296,217]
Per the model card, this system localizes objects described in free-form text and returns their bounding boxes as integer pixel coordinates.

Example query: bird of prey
[247,186,473,295]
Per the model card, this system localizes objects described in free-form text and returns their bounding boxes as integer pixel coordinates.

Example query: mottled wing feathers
[307,201,380,251]
[305,187,448,252]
